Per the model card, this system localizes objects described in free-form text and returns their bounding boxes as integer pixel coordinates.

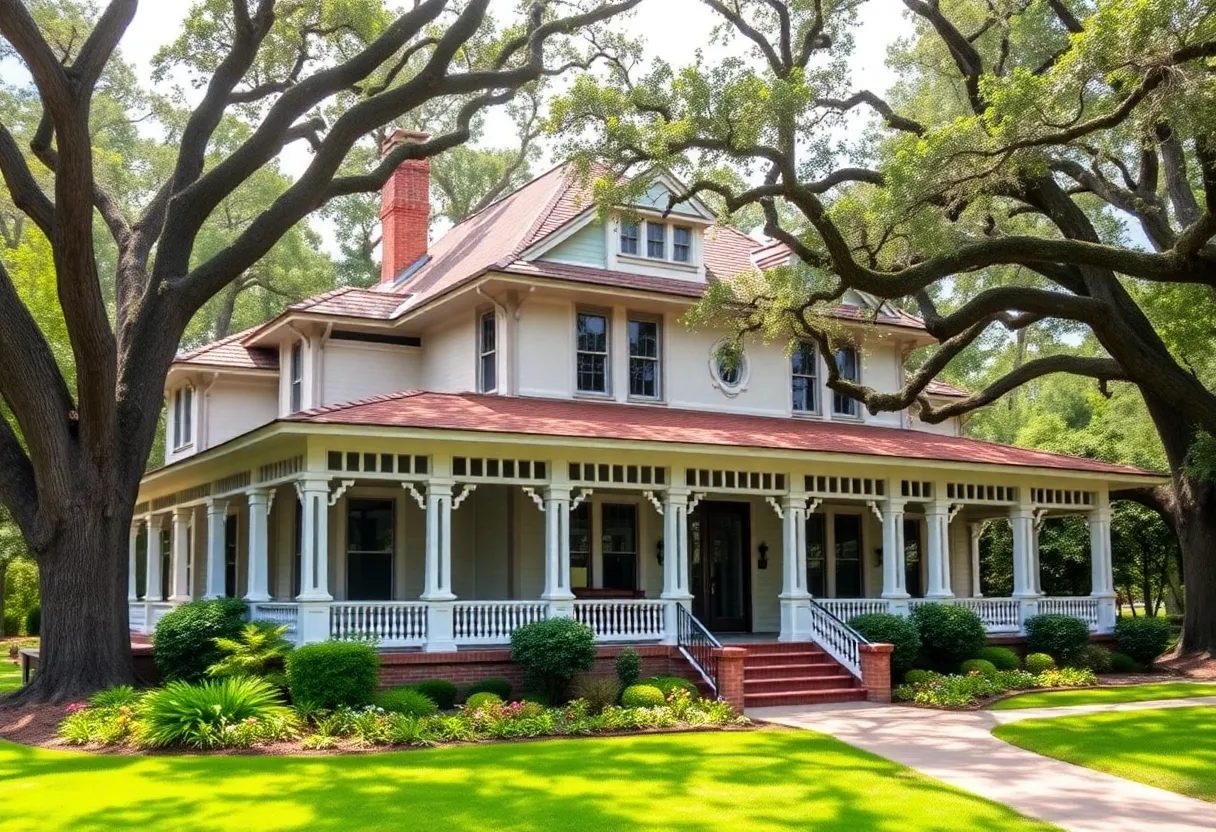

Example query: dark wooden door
[689,501,752,632]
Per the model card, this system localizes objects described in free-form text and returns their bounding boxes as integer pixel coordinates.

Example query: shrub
[139,677,296,749]
[521,692,549,706]
[1071,644,1113,675]
[465,677,512,702]
[412,679,458,710]
[152,598,248,683]
[615,647,641,689]
[1024,614,1090,662]
[1024,653,1056,675]
[903,669,936,685]
[1036,666,1098,688]
[1115,616,1173,665]
[510,618,597,703]
[24,605,40,637]
[909,603,987,671]
[58,702,140,746]
[620,684,666,708]
[848,613,921,677]
[976,646,1020,671]
[1109,652,1144,674]
[207,622,293,686]
[572,675,621,714]
[644,676,700,700]
[960,659,997,676]
[88,685,140,709]
[286,640,379,709]
[465,692,504,711]
[376,687,439,718]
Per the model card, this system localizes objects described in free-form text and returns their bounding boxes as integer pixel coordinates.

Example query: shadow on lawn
[0,730,1053,831]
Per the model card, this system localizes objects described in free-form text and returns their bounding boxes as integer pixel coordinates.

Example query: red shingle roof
[926,379,969,399]
[288,286,404,319]
[175,327,278,370]
[288,391,1154,477]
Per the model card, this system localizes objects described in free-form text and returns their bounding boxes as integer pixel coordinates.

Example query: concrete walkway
[749,697,1216,832]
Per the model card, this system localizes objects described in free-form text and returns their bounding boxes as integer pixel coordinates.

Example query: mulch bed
[1156,653,1216,680]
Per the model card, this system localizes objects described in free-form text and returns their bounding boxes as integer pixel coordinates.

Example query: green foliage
[510,618,597,703]
[58,701,140,746]
[375,687,438,718]
[1070,644,1114,675]
[464,692,504,711]
[644,676,700,700]
[1114,616,1174,665]
[88,685,140,709]
[1109,652,1144,674]
[23,605,40,637]
[465,677,512,702]
[286,641,379,709]
[207,622,293,686]
[620,684,666,708]
[571,675,621,714]
[614,647,641,689]
[849,613,922,677]
[976,646,1021,671]
[893,669,1037,707]
[1024,614,1091,662]
[152,598,248,683]
[411,679,458,711]
[1035,667,1099,688]
[138,678,296,749]
[903,669,935,685]
[1024,653,1056,675]
[909,603,987,671]
[960,659,997,676]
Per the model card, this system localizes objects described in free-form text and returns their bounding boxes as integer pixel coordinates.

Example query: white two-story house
[131,130,1159,702]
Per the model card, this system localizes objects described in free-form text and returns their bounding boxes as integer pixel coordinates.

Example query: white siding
[421,316,476,392]
[206,378,278,449]
[749,496,783,633]
[319,340,421,407]
[517,299,573,399]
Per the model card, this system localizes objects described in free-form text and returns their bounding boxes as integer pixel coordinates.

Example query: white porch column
[1089,492,1117,632]
[661,488,691,645]
[542,486,575,618]
[1032,514,1045,595]
[127,520,141,602]
[969,522,983,597]
[924,496,953,599]
[778,494,812,642]
[204,498,228,599]
[880,490,909,613]
[169,507,192,603]
[244,488,271,603]
[145,514,164,602]
[422,479,456,652]
[296,476,333,644]
[1010,501,1038,628]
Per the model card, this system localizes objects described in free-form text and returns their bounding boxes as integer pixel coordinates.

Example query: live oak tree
[552,0,1216,655]
[0,0,639,703]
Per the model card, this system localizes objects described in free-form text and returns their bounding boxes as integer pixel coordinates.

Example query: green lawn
[0,661,21,694]
[0,730,1055,831]
[989,682,1216,710]
[994,707,1216,802]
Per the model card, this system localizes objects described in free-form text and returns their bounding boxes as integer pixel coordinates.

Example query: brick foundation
[858,643,893,703]
[712,647,747,712]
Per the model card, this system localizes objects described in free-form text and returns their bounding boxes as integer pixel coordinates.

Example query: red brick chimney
[379,128,431,285]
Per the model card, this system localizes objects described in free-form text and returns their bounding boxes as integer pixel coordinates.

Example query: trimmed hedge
[848,613,921,677]
[976,646,1020,671]
[1109,652,1144,674]
[644,676,699,700]
[1024,614,1090,662]
[465,677,512,702]
[510,617,597,703]
[412,679,458,710]
[1070,644,1113,674]
[909,603,986,671]
[1024,652,1056,675]
[615,647,641,689]
[286,640,379,709]
[620,684,666,708]
[376,686,438,717]
[903,669,935,685]
[1114,616,1173,665]
[465,692,503,711]
[152,598,248,683]
[960,659,997,676]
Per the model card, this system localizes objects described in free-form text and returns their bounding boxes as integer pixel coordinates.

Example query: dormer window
[616,216,699,267]
[646,223,665,258]
[172,386,194,449]
[620,220,640,256]
[673,226,692,262]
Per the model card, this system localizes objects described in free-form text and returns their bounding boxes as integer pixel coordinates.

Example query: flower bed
[894,667,1098,709]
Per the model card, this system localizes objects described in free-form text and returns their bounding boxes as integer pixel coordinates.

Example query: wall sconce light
[656,539,664,566]
[757,541,769,570]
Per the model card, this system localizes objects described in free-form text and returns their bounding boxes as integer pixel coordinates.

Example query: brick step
[743,687,868,708]
[744,674,856,693]
[743,662,842,680]
[743,651,830,667]
[742,643,827,657]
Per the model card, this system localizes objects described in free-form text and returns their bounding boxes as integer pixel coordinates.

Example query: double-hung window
[832,345,860,417]
[478,310,497,393]
[576,311,610,394]
[289,342,304,413]
[627,317,661,399]
[672,226,692,262]
[620,220,640,255]
[791,342,818,414]
[172,386,194,448]
[646,222,666,258]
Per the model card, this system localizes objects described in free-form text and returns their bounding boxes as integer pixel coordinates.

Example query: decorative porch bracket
[452,483,477,510]
[569,488,592,511]
[641,490,663,515]
[402,482,427,510]
[328,479,355,507]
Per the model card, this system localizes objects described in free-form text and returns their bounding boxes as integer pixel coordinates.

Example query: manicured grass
[0,661,21,693]
[0,730,1055,831]
[994,707,1216,802]
[989,682,1216,710]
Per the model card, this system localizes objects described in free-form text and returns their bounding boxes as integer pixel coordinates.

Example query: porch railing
[807,598,869,678]
[676,604,720,698]
[147,601,175,631]
[573,600,666,641]
[250,602,301,641]
[128,603,147,633]
[817,598,889,622]
[453,601,548,645]
[1038,596,1099,630]
[947,597,1023,633]
[330,602,427,647]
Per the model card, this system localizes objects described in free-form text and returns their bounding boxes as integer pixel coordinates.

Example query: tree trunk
[0,559,7,637]
[1170,476,1216,657]
[3,499,136,705]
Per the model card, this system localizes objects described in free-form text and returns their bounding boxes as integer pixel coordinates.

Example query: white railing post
[1089,492,1117,633]
[144,513,164,604]
[880,489,910,615]
[127,520,141,603]
[1010,501,1038,630]
[925,493,953,599]
[541,485,575,620]
[296,476,333,645]
[204,498,228,599]
[421,478,456,652]
[244,488,272,602]
[779,493,812,642]
[169,507,192,603]
[661,488,691,645]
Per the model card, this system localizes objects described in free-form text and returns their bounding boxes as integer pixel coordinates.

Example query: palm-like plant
[139,677,294,749]
[207,622,293,687]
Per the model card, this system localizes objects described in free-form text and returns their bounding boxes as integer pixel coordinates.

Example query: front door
[689,501,751,632]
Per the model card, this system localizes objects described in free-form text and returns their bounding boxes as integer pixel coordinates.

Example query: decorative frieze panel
[258,455,303,483]
[327,451,430,477]
[214,472,251,495]
[805,475,884,499]
[571,462,665,486]
[1032,488,1094,508]
[688,468,785,492]
[453,456,545,482]
[946,482,1018,504]
[901,480,934,500]
[150,494,178,512]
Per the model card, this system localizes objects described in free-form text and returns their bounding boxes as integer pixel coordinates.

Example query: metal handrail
[676,604,722,697]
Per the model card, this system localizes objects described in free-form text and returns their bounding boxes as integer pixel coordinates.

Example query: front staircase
[741,642,868,708]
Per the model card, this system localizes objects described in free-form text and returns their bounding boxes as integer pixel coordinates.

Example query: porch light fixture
[656,539,664,566]
[757,541,769,570]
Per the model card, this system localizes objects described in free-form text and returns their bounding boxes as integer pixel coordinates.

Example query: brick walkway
[749,697,1216,832]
